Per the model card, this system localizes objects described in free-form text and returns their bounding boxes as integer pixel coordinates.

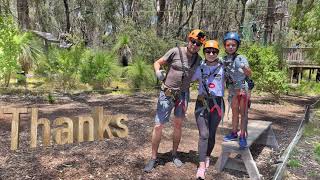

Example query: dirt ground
[0,91,318,180]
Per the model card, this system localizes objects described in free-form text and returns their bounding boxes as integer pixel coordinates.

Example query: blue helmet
[223,32,241,45]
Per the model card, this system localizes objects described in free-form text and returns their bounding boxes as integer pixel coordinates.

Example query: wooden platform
[215,120,279,180]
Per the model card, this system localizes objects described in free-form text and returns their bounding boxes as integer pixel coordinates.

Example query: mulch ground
[285,110,320,180]
[0,91,318,180]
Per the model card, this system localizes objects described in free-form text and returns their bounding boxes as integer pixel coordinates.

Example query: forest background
[0,0,319,99]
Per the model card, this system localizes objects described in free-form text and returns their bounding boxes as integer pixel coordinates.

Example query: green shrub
[287,159,301,168]
[47,93,55,104]
[239,44,289,99]
[315,143,320,157]
[0,16,20,87]
[315,143,320,165]
[127,58,156,90]
[115,22,175,64]
[293,80,320,96]
[80,50,120,90]
[36,43,85,90]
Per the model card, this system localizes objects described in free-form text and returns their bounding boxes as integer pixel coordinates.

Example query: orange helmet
[204,40,219,50]
[188,29,206,44]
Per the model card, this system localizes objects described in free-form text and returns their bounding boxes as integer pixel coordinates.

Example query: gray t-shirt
[224,54,250,89]
[162,47,202,91]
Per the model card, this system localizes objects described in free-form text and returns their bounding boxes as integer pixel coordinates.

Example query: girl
[192,40,225,179]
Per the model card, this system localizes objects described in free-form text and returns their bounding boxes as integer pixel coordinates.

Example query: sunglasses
[205,49,219,54]
[190,39,202,46]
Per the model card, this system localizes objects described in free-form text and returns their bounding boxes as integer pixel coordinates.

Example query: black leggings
[194,96,225,162]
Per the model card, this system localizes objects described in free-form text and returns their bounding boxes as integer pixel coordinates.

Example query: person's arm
[239,57,252,77]
[153,58,167,72]
[242,66,252,77]
[154,58,168,81]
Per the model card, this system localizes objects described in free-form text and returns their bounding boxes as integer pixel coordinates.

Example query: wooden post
[73,116,94,143]
[308,69,312,81]
[215,148,231,172]
[255,126,279,150]
[30,108,51,148]
[54,117,73,145]
[3,108,28,150]
[290,68,294,83]
[241,149,261,180]
[92,107,113,140]
[110,114,128,138]
[300,68,303,83]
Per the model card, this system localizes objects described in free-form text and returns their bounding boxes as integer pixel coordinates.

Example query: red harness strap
[210,104,222,118]
[237,93,251,108]
[175,99,186,113]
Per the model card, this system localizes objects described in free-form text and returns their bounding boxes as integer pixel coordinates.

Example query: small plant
[127,58,156,90]
[314,143,320,164]
[307,171,318,177]
[80,50,120,90]
[47,93,55,104]
[287,159,301,168]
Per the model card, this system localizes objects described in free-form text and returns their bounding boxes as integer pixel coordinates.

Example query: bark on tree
[178,0,184,26]
[239,0,248,34]
[264,0,275,45]
[17,0,31,30]
[198,0,204,29]
[176,0,197,38]
[63,0,71,33]
[156,0,166,36]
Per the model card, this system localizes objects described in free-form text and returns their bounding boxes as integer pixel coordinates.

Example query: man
[144,29,206,172]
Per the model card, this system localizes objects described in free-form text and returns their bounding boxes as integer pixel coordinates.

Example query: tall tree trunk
[156,0,166,36]
[63,0,71,33]
[176,0,197,38]
[234,3,240,32]
[198,0,204,29]
[178,0,184,26]
[17,0,31,30]
[239,0,248,34]
[0,0,2,14]
[264,0,275,45]
[34,0,47,32]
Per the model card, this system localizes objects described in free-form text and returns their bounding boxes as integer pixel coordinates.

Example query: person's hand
[156,70,166,81]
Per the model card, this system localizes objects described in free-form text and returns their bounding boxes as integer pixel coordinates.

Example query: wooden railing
[282,47,314,65]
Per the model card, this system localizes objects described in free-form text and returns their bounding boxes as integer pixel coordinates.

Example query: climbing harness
[224,54,252,137]
[196,62,224,123]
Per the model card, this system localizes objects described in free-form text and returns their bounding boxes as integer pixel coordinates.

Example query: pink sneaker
[196,167,206,180]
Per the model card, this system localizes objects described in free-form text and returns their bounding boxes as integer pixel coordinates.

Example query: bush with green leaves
[80,50,120,90]
[127,58,156,90]
[293,80,320,96]
[114,22,175,64]
[0,16,20,87]
[239,44,289,99]
[290,0,320,64]
[36,43,85,90]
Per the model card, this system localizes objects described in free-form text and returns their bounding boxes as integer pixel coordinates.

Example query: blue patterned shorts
[154,90,190,124]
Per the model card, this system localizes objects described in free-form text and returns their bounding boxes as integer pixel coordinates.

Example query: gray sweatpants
[194,96,224,162]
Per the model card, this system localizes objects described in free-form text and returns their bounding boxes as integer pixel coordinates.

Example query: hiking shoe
[239,136,247,150]
[172,155,183,167]
[144,159,157,172]
[223,132,238,142]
